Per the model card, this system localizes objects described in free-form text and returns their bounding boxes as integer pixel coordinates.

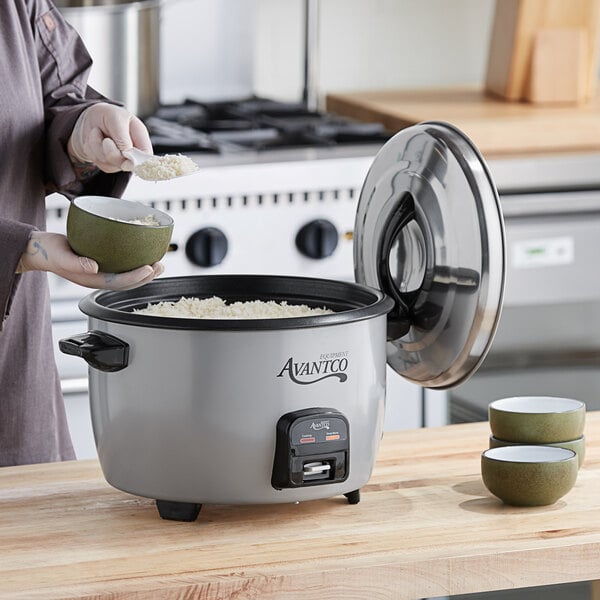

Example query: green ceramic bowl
[488,396,585,444]
[489,435,586,469]
[481,445,578,506]
[67,196,174,273]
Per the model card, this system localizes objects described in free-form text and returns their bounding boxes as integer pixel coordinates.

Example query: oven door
[449,188,600,421]
[450,357,600,423]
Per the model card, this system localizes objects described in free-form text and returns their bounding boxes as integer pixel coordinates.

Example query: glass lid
[354,121,506,389]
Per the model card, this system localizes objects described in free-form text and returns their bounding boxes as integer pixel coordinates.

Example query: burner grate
[145,96,391,154]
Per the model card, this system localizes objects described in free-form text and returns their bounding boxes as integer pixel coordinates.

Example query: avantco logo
[276,351,349,385]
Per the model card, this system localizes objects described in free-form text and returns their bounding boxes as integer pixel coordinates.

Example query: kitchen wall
[160,0,496,106]
[160,0,256,102]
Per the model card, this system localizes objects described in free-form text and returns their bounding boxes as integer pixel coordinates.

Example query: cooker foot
[344,490,360,504]
[156,499,202,522]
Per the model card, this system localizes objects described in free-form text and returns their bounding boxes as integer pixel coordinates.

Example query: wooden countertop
[2,414,600,600]
[326,87,600,156]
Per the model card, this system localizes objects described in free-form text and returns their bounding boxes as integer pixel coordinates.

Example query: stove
[47,97,393,300]
[44,100,600,458]
[145,96,391,154]
[46,98,439,459]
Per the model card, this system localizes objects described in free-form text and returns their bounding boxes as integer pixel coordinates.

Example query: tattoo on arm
[30,240,49,262]
[16,238,49,273]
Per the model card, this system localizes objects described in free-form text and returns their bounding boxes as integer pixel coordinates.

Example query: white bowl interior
[483,445,576,463]
[73,196,173,227]
[489,396,585,414]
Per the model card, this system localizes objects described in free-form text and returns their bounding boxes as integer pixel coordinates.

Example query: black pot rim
[79,274,394,330]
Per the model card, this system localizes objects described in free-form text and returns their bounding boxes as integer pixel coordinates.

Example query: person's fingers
[78,256,99,274]
[103,265,155,290]
[100,105,133,152]
[57,249,99,275]
[61,265,152,290]
[121,157,135,172]
[115,263,164,290]
[99,137,127,172]
[18,232,99,276]
[22,232,164,290]
[95,262,165,291]
[69,103,153,174]
[83,126,105,166]
[129,116,153,155]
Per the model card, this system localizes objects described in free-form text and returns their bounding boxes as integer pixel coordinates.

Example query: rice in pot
[133,296,333,319]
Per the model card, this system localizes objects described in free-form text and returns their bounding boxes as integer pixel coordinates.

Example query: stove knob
[185,227,228,267]
[295,219,338,259]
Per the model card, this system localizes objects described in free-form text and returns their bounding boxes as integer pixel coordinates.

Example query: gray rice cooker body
[61,122,506,520]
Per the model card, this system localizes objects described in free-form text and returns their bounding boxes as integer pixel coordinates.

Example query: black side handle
[59,331,129,372]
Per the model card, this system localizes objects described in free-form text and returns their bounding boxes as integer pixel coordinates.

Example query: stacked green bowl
[481,396,586,506]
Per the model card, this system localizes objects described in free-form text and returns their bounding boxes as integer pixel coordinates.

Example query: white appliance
[49,96,600,459]
[48,142,441,459]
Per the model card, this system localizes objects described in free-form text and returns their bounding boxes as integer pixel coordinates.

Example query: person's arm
[32,1,151,197]
[17,231,163,290]
[0,218,162,330]
[0,219,36,326]
[0,2,161,330]
[67,102,152,176]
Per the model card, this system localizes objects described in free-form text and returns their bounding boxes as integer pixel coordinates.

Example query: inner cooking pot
[79,274,393,330]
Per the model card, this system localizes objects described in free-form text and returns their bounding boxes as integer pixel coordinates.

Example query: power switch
[303,461,332,481]
[271,408,349,490]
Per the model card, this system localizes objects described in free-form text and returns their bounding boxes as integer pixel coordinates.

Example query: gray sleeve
[33,1,130,199]
[0,219,35,328]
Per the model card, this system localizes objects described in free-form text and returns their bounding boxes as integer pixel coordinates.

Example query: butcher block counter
[2,415,600,600]
[326,87,600,156]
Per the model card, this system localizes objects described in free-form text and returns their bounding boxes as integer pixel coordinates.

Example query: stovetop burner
[146,96,391,154]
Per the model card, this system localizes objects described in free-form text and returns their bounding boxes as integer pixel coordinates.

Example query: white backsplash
[159,0,496,106]
[160,0,257,103]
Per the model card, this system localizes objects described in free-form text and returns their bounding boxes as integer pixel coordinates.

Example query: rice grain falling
[134,296,334,319]
[134,154,199,181]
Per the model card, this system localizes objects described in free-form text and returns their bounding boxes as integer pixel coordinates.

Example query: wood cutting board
[326,87,600,156]
[484,0,600,103]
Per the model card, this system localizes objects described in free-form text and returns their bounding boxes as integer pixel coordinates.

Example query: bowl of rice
[67,195,174,273]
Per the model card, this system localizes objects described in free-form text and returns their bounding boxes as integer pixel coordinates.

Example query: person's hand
[17,231,163,291]
[67,103,152,173]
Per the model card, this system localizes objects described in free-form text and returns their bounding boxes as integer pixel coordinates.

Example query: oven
[47,97,433,459]
[47,97,600,458]
[448,152,600,424]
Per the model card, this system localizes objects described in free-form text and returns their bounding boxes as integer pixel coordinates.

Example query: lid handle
[377,192,417,339]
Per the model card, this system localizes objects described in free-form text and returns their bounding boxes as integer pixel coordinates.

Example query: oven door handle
[479,349,600,371]
[59,331,129,373]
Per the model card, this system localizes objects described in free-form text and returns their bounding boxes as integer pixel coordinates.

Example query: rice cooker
[60,122,506,521]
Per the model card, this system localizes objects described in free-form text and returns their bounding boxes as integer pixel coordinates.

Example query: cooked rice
[126,214,161,226]
[134,154,199,181]
[133,296,333,319]
[106,214,162,226]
